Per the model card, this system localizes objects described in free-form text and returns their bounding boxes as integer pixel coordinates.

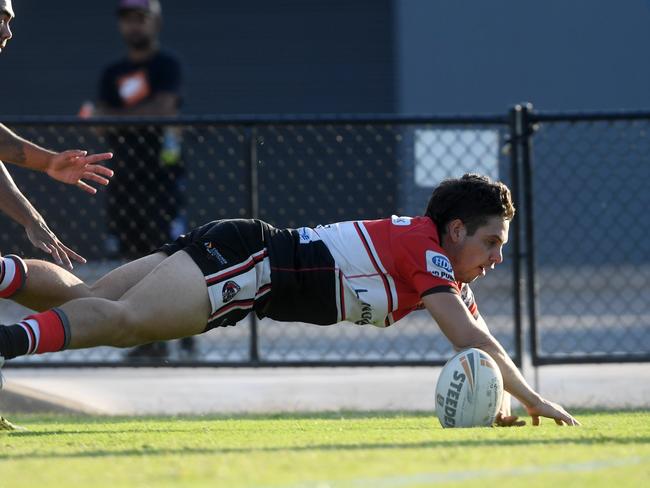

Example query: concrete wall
[396,0,650,114]
[1,0,395,115]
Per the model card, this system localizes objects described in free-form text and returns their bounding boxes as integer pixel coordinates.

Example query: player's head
[425,173,515,236]
[425,173,515,282]
[116,0,162,50]
[0,0,14,54]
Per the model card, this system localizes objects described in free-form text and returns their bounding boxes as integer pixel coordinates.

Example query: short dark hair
[424,173,515,236]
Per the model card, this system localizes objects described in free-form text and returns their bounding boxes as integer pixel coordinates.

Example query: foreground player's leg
[10,253,166,312]
[0,251,210,359]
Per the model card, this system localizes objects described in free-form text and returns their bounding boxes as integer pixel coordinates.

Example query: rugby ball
[435,348,503,428]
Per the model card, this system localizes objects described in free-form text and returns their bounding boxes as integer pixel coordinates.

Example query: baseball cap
[116,0,161,15]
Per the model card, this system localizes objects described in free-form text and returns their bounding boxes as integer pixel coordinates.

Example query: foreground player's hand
[495,411,526,427]
[24,217,85,269]
[494,392,525,427]
[525,397,580,426]
[46,150,114,194]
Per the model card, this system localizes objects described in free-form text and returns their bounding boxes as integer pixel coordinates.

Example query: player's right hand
[525,397,580,426]
[24,217,85,270]
[46,150,114,194]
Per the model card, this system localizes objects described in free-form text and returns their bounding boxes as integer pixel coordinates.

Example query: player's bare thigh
[89,252,167,299]
[12,253,166,312]
[64,251,210,348]
[117,250,211,342]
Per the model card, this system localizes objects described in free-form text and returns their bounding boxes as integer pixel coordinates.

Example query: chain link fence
[3,110,648,367]
[527,112,650,364]
[0,116,517,366]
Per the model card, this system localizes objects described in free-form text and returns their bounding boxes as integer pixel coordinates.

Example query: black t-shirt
[98,50,182,109]
[97,50,183,176]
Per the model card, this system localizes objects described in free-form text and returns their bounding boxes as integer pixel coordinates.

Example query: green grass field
[1,411,648,488]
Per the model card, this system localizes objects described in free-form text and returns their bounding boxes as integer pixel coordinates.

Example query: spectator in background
[88,0,191,360]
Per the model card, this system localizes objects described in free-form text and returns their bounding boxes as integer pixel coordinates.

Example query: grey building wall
[1,0,395,115]
[5,1,650,116]
[397,0,650,114]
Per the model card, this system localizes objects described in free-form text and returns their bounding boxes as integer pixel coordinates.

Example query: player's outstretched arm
[423,292,580,426]
[0,162,84,269]
[0,123,113,193]
[473,314,526,427]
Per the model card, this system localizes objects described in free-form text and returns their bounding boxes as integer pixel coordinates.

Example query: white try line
[277,456,648,488]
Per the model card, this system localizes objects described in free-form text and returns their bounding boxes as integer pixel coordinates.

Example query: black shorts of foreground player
[0,174,579,426]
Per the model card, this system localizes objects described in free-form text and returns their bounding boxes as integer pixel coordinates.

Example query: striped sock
[0,309,71,360]
[0,255,28,298]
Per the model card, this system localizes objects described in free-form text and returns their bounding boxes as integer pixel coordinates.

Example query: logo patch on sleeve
[391,215,412,226]
[425,250,455,281]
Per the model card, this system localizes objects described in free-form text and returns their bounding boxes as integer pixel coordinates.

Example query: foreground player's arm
[0,162,84,269]
[472,313,525,427]
[423,292,580,426]
[0,123,113,194]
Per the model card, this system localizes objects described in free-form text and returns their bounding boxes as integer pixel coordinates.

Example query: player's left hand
[24,216,85,269]
[46,150,114,194]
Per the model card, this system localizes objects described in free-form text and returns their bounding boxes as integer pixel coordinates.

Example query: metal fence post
[518,103,540,367]
[248,125,260,363]
[508,106,524,368]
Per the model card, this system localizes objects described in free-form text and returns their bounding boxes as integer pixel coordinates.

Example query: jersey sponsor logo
[391,215,412,226]
[352,289,375,325]
[425,250,455,281]
[298,227,321,244]
[355,301,374,325]
[222,280,241,303]
[204,242,228,265]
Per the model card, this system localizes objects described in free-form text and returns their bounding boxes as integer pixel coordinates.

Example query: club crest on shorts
[222,280,241,303]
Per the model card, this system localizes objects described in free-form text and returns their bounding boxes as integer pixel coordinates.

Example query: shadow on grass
[1,435,649,460]
[5,409,644,424]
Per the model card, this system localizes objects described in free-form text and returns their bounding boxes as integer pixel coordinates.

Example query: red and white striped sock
[0,254,28,299]
[17,309,71,355]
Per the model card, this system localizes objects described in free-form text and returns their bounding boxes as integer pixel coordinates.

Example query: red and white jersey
[309,215,479,327]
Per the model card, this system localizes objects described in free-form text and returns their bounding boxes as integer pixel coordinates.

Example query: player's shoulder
[387,215,439,241]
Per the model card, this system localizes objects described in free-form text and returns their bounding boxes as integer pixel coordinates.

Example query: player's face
[118,10,158,50]
[450,216,509,283]
[0,1,14,53]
